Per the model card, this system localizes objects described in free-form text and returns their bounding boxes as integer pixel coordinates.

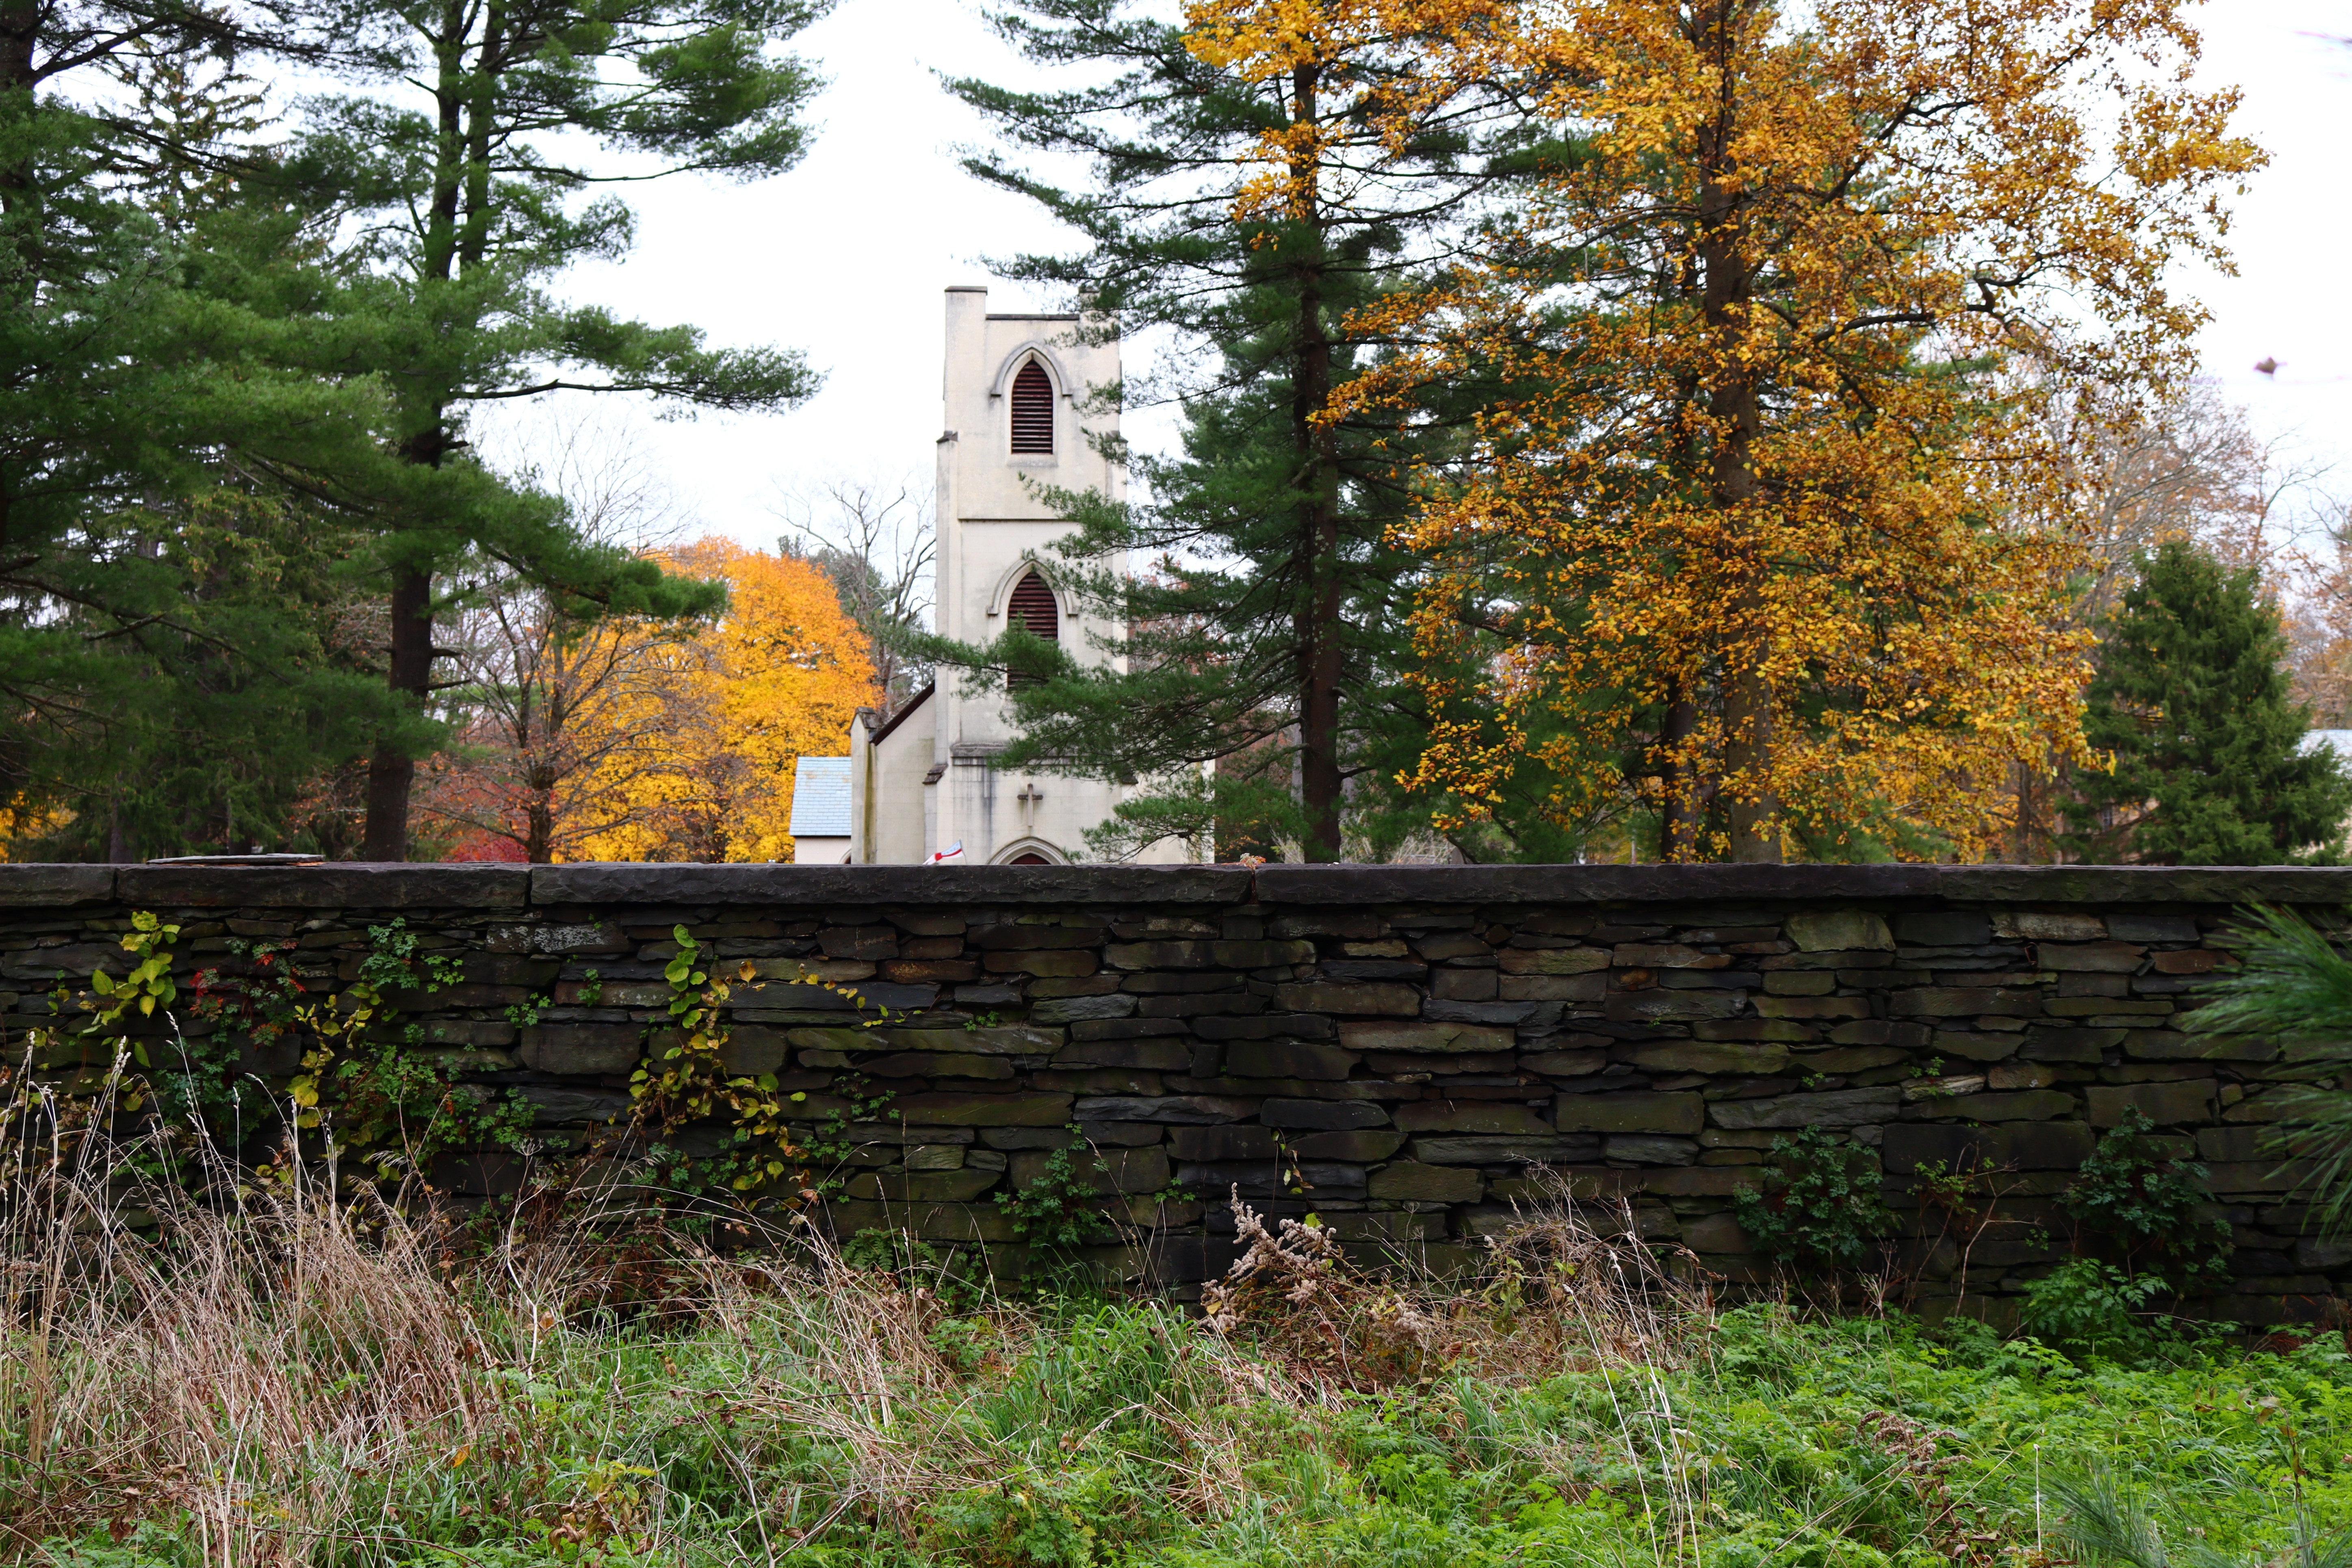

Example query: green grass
[3,1129,2345,1568]
[17,1266,2352,1568]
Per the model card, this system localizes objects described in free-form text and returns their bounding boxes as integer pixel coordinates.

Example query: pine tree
[284,0,832,858]
[2064,540,2352,865]
[0,1,414,857]
[934,0,1539,861]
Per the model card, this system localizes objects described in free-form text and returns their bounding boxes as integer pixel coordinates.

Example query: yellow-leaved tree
[570,538,876,862]
[1199,0,2263,860]
[429,538,875,862]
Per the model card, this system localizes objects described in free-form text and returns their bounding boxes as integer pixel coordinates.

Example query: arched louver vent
[1009,360,1055,453]
[1007,570,1059,641]
[1006,570,1058,691]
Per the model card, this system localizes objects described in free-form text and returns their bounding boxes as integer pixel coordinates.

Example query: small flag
[926,841,964,864]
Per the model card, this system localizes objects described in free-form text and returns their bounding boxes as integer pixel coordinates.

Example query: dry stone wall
[8,861,2350,1320]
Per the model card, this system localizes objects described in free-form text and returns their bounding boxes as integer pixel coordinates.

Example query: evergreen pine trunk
[1290,65,1344,862]
[363,567,433,859]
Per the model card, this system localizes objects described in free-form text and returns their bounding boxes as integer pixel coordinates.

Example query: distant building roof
[790,756,852,838]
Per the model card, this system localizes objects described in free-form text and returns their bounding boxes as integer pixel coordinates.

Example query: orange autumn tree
[1199,0,2263,860]
[572,539,876,862]
[421,585,708,863]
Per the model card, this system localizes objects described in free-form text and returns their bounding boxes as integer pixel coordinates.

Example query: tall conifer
[290,0,832,857]
[936,0,1541,861]
[2065,540,2351,864]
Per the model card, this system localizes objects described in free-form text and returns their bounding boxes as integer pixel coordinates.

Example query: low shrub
[2063,1107,2233,1288]
[7,1119,2351,1568]
[1732,1125,1895,1274]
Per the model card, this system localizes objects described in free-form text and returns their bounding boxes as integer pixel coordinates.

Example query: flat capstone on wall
[4,861,2346,1319]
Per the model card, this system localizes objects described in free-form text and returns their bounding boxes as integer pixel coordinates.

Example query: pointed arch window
[1006,569,1058,690]
[1010,360,1055,453]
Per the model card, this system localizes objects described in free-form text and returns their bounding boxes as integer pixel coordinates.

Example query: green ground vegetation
[6,1169,2351,1568]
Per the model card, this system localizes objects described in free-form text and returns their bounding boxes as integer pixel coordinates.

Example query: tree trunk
[362,566,432,859]
[1696,0,1779,864]
[1,0,43,241]
[1659,688,1703,860]
[361,5,472,860]
[1289,63,1344,863]
[1721,662,1777,861]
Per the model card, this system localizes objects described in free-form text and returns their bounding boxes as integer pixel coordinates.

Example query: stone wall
[7,861,2349,1320]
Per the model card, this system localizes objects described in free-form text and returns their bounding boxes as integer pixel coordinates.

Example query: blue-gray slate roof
[790,756,852,837]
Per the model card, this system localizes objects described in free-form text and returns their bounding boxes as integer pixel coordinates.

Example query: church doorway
[1008,852,1050,865]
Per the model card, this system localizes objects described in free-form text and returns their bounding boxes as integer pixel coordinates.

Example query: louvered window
[1009,360,1054,453]
[1007,571,1059,641]
[1006,570,1058,691]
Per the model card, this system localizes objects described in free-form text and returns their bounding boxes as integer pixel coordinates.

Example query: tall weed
[6,1082,2352,1568]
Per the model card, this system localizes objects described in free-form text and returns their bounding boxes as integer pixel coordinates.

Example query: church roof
[790,756,852,838]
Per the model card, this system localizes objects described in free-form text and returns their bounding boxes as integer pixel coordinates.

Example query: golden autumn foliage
[571,540,876,863]
[425,540,874,863]
[1191,0,2263,861]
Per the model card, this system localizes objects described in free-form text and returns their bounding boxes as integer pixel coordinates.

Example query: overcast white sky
[475,0,2352,548]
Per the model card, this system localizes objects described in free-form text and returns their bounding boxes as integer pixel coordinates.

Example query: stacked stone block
[3,861,2346,1320]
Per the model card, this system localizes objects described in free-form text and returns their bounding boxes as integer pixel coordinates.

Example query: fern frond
[2190,905,2352,1231]
[2048,1468,2173,1568]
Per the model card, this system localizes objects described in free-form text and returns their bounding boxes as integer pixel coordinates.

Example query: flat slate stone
[1271,981,1420,1016]
[532,863,1253,907]
[1892,987,2041,1018]
[858,1052,1014,1080]
[1929,1089,2079,1122]
[2037,941,2144,973]
[2,943,127,980]
[1223,1040,1357,1081]
[1337,1020,1511,1054]
[1262,1097,1392,1130]
[120,863,529,909]
[1289,1128,1408,1160]
[889,1025,1061,1056]
[1368,1161,1484,1201]
[1552,1092,1706,1134]
[518,1024,642,1075]
[2108,914,2201,943]
[1169,1125,1279,1160]
[1497,947,1609,975]
[1251,864,2352,907]
[1882,1119,2096,1173]
[1030,994,1138,1024]
[0,865,113,905]
[1893,911,1993,946]
[1707,1087,1898,1131]
[1603,1134,1699,1165]
[1052,1039,1193,1071]
[1392,1101,1551,1135]
[848,1168,1003,1203]
[895,1091,1074,1126]
[516,1086,631,1124]
[2088,1080,2215,1127]
[1604,989,1743,1023]
[1073,1094,1256,1124]
[1785,911,1893,952]
[1410,1135,1600,1164]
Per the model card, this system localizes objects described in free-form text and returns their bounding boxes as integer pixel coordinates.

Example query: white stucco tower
[842,288,1192,866]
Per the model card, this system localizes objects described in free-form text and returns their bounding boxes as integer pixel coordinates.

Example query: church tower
[842,288,1192,865]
